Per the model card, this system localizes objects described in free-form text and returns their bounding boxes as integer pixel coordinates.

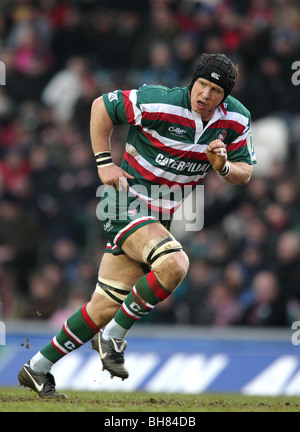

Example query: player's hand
[98,163,135,191]
[206,139,227,172]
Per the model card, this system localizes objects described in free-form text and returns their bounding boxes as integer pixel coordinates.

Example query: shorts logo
[108,91,118,102]
[103,219,113,232]
[211,72,220,80]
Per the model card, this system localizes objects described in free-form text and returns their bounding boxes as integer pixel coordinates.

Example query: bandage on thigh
[143,235,183,269]
[95,277,132,305]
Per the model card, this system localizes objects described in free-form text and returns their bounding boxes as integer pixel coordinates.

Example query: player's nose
[201,87,211,99]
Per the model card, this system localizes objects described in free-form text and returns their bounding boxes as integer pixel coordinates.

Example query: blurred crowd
[0,0,300,328]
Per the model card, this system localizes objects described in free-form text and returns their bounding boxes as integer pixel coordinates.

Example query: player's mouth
[197,100,206,108]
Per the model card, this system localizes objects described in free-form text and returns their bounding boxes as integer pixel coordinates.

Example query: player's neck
[201,107,217,122]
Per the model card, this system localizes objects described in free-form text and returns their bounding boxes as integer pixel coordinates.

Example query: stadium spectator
[41,56,94,123]
[239,270,285,326]
[137,41,180,88]
[0,0,299,331]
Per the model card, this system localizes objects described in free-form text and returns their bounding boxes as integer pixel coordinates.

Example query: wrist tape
[95,151,113,167]
[215,161,230,177]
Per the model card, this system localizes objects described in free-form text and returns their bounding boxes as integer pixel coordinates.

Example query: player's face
[190,78,224,120]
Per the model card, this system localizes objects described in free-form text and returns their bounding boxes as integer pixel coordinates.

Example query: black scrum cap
[189,54,238,103]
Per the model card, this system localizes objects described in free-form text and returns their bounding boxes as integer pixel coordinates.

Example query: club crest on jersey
[217,130,227,141]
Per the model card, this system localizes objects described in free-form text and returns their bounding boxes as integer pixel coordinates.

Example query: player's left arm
[206,139,253,185]
[222,160,253,185]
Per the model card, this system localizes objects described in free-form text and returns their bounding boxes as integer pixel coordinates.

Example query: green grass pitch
[1,387,300,412]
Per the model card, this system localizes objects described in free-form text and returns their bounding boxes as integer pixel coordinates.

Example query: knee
[155,251,189,291]
[87,291,120,327]
[172,251,190,283]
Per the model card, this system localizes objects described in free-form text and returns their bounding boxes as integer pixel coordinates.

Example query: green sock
[113,270,171,333]
[38,303,99,364]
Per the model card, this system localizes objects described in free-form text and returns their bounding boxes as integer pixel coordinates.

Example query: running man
[18,53,256,398]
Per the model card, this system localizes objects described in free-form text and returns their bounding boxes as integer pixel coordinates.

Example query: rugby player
[18,54,256,398]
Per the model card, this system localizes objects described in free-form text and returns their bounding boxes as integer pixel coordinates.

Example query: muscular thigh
[98,222,187,294]
[92,251,146,310]
[99,252,145,286]
[95,223,170,304]
[121,222,171,262]
[98,223,174,282]
[121,222,188,292]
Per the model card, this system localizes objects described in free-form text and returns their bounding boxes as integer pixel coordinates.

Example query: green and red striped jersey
[103,85,256,212]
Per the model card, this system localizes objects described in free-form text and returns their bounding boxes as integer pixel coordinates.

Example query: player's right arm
[90,96,134,190]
